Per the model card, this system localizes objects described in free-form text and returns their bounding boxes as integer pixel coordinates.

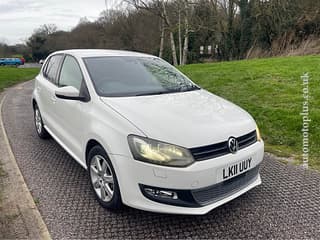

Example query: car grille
[190,130,257,161]
[191,165,260,206]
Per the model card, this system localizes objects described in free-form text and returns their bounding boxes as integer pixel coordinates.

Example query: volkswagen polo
[32,49,264,215]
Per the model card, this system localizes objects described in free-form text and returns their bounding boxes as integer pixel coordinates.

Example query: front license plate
[220,157,253,181]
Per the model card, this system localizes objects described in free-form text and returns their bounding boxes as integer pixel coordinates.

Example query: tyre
[88,145,122,210]
[34,104,50,139]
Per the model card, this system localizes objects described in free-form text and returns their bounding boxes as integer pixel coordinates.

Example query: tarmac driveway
[2,80,320,239]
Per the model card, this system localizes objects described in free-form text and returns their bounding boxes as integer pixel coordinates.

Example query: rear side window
[43,55,63,84]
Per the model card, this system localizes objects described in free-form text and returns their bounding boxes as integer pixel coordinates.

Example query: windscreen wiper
[135,90,179,96]
[183,85,201,92]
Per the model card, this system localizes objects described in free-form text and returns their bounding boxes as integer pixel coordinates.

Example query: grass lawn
[180,55,320,170]
[0,67,39,91]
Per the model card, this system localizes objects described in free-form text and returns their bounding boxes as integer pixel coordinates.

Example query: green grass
[180,55,320,170]
[0,67,39,91]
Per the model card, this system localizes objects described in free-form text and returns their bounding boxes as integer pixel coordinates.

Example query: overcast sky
[0,0,121,45]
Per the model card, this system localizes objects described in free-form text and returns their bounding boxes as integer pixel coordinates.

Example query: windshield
[83,56,200,97]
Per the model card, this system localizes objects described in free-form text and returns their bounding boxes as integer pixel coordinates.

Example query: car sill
[44,125,88,170]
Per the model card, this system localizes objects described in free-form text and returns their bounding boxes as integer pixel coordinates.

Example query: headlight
[256,126,262,141]
[128,135,194,167]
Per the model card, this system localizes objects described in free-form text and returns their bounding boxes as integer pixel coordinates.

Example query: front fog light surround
[144,188,178,200]
[139,184,199,207]
[128,135,194,167]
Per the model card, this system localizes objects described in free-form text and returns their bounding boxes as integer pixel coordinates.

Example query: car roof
[52,49,155,58]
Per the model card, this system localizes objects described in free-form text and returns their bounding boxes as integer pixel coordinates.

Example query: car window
[42,60,49,74]
[59,55,83,90]
[83,56,198,97]
[44,55,63,84]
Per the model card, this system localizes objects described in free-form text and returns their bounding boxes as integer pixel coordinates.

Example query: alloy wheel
[35,108,42,134]
[90,155,114,202]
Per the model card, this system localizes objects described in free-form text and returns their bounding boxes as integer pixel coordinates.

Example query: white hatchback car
[32,49,264,215]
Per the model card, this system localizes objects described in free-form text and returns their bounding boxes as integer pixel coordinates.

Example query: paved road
[18,63,41,68]
[2,81,320,239]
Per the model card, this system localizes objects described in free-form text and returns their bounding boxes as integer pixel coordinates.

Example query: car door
[36,54,64,133]
[54,55,91,160]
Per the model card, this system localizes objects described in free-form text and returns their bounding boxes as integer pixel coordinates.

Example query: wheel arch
[32,98,37,109]
[85,139,104,167]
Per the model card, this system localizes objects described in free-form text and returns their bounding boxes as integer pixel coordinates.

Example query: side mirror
[55,86,85,101]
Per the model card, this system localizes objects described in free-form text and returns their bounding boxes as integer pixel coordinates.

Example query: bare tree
[181,0,189,65]
[124,0,178,65]
[178,5,182,64]
[21,0,320,64]
[161,0,178,65]
[159,18,165,58]
[36,24,58,36]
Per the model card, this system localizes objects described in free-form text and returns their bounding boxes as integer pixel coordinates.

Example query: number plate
[218,157,253,181]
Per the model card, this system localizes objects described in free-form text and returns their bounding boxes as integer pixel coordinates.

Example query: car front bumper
[110,140,264,215]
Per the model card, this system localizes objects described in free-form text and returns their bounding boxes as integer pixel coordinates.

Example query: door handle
[37,86,41,92]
